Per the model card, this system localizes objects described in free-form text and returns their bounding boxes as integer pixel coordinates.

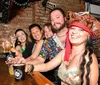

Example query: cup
[4,52,15,61]
[13,63,25,81]
[4,52,15,75]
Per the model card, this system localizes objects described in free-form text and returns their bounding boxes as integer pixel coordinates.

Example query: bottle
[6,52,15,75]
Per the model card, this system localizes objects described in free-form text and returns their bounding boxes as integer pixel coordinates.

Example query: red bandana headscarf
[64,22,94,61]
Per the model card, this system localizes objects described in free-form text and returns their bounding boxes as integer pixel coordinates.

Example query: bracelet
[29,64,34,72]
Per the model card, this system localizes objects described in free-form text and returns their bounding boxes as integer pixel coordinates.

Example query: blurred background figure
[2,39,12,53]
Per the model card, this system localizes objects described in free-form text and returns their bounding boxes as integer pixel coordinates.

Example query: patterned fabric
[58,61,81,85]
[39,35,63,60]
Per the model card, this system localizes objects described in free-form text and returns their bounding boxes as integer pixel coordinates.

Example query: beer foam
[13,63,25,66]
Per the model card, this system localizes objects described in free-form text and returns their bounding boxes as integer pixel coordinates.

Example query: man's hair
[29,24,42,32]
[28,24,43,42]
[50,8,66,17]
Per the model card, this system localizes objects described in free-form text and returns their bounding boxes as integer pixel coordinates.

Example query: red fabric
[64,22,94,61]
[70,22,94,38]
[64,32,71,61]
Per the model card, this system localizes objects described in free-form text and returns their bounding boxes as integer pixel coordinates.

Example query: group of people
[6,7,100,85]
[10,23,53,58]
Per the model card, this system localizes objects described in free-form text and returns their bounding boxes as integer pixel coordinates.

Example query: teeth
[71,35,78,38]
[71,35,76,38]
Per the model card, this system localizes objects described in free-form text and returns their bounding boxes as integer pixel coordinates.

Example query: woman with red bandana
[26,13,99,85]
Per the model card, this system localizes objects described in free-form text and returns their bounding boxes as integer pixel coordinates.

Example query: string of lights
[13,0,29,7]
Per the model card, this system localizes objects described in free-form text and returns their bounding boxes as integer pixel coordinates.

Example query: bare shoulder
[85,52,98,69]
[91,53,98,63]
[90,54,99,85]
[85,52,98,63]
[90,53,99,72]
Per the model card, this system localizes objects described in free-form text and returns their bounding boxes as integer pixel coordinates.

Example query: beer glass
[13,63,25,81]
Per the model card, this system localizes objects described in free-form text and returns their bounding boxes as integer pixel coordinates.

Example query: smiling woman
[14,28,34,58]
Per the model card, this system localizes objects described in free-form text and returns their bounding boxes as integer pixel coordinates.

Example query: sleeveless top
[58,61,81,85]
[22,41,34,58]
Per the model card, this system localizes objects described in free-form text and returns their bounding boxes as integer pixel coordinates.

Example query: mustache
[53,23,61,26]
[51,22,66,33]
[51,23,61,33]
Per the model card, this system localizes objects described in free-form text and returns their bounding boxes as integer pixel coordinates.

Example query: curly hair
[80,37,93,85]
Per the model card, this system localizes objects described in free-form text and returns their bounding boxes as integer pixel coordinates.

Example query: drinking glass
[2,39,15,75]
[13,63,25,81]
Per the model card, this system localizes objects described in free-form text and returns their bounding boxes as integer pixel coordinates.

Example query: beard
[51,21,66,33]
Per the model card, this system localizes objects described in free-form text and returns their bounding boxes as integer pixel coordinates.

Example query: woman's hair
[15,28,29,47]
[43,23,53,32]
[80,38,93,85]
[43,23,52,30]
[15,38,21,47]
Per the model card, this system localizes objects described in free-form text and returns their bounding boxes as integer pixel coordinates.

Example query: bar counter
[0,58,54,85]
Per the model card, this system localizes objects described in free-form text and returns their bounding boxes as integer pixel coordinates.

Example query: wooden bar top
[0,58,54,85]
[30,71,54,85]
